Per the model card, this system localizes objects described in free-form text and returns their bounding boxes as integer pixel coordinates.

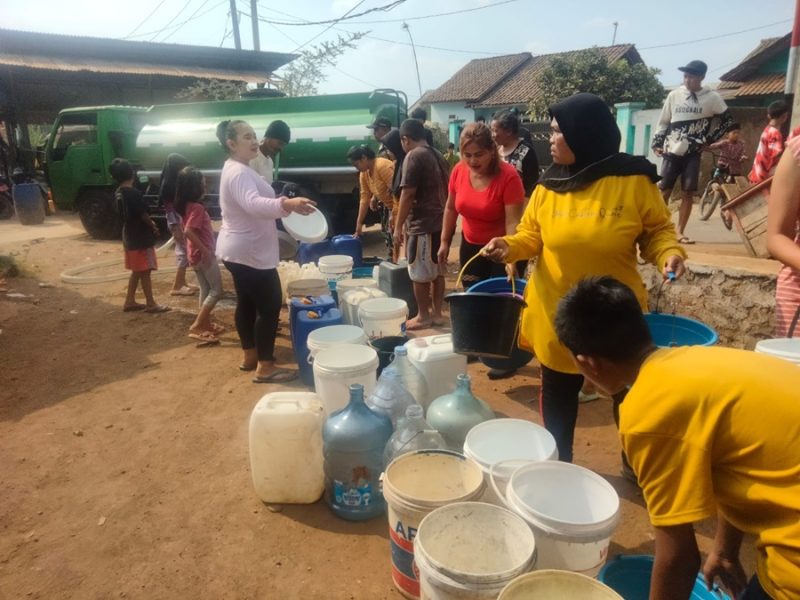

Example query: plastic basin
[644,313,718,348]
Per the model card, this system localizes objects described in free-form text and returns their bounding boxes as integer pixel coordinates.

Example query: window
[53,114,98,150]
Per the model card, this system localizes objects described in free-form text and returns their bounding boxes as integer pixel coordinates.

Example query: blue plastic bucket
[598,555,730,600]
[644,313,718,348]
[467,277,533,369]
[13,183,45,225]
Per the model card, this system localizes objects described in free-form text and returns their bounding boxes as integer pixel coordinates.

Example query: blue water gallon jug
[289,295,335,348]
[297,240,332,265]
[294,308,344,387]
[331,234,363,267]
[13,183,45,225]
[323,384,393,520]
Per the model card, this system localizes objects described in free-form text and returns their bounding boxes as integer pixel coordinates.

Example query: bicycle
[698,160,734,230]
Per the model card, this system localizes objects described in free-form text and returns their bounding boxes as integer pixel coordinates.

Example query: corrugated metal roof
[734,73,785,96]
[720,33,790,82]
[473,44,641,107]
[424,53,531,103]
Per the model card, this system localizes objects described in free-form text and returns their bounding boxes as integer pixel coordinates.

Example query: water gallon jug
[248,392,325,504]
[323,384,393,521]
[297,240,332,265]
[405,334,467,409]
[382,346,427,407]
[366,368,417,428]
[358,297,408,339]
[427,374,495,449]
[341,287,387,326]
[289,294,335,348]
[313,344,379,415]
[293,308,344,387]
[331,234,363,267]
[319,255,354,294]
[378,260,418,317]
[383,405,448,468]
[13,183,45,225]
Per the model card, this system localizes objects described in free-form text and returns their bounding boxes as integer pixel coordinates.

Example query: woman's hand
[663,255,686,281]
[437,240,450,266]
[482,238,509,263]
[282,196,317,215]
[702,552,746,599]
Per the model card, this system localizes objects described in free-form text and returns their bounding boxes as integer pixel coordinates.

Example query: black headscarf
[539,93,659,193]
[158,153,192,208]
[380,129,406,197]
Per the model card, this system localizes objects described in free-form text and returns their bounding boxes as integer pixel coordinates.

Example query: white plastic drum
[312,343,379,415]
[358,297,409,339]
[755,338,800,365]
[306,325,369,364]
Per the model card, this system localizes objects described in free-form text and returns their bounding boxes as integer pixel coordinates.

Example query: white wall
[430,102,475,128]
[632,108,663,167]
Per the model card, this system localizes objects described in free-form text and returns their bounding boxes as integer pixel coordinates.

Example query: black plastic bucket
[369,335,409,375]
[445,292,527,359]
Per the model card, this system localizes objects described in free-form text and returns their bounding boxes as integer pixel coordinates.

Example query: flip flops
[122,303,147,312]
[188,331,220,347]
[170,286,196,296]
[252,368,298,384]
[678,236,696,245]
[144,304,171,313]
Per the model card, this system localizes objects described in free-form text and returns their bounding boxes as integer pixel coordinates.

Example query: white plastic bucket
[341,287,388,326]
[755,338,800,365]
[306,325,369,364]
[359,297,409,339]
[312,343,379,415]
[318,255,353,291]
[382,451,486,599]
[404,334,467,409]
[464,419,558,504]
[337,277,378,295]
[498,570,623,599]
[414,502,537,600]
[501,461,619,576]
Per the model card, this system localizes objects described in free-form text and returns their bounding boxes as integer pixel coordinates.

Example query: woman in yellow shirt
[484,93,687,462]
[348,145,396,238]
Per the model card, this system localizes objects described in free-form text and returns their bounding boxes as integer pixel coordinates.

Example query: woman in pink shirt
[215,120,316,382]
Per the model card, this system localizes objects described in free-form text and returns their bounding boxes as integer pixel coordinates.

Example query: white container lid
[281,207,328,243]
[464,419,558,472]
[754,338,800,363]
[337,278,378,292]
[313,343,378,373]
[318,254,354,270]
[307,325,368,352]
[358,297,408,319]
[343,288,386,304]
[405,334,458,362]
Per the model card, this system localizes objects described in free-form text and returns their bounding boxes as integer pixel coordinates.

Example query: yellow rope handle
[455,246,516,296]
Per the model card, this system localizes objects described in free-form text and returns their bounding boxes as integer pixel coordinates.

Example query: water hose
[59,237,180,284]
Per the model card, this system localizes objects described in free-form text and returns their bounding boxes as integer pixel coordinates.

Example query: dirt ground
[0,215,755,599]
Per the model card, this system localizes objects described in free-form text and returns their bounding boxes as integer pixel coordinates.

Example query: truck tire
[77,188,122,240]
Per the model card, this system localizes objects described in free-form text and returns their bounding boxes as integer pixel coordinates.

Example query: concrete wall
[638,262,778,350]
[430,102,475,128]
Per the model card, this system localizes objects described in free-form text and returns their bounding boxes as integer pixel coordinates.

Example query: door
[46,112,105,209]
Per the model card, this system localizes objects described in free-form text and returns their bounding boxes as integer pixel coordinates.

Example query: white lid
[307,325,368,351]
[405,334,457,362]
[253,391,323,414]
[358,297,408,318]
[318,254,353,269]
[343,288,387,304]
[754,338,800,363]
[313,343,379,372]
[464,419,558,468]
[281,207,328,243]
[337,278,378,291]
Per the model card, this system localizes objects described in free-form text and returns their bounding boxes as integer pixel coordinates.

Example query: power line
[220,11,231,46]
[258,1,404,26]
[160,0,216,43]
[149,0,195,41]
[124,0,228,40]
[292,0,369,53]
[342,0,520,25]
[638,18,791,51]
[125,0,169,38]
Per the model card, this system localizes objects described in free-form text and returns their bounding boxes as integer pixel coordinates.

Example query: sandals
[678,236,696,245]
[144,304,171,313]
[252,368,298,384]
[188,331,220,347]
[170,286,196,297]
[122,303,147,312]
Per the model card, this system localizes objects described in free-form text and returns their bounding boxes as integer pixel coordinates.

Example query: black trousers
[539,365,626,463]
[223,261,282,362]
[458,236,510,289]
[742,574,773,600]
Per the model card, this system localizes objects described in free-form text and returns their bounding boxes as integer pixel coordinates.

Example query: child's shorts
[407,231,445,283]
[174,240,189,268]
[125,247,158,273]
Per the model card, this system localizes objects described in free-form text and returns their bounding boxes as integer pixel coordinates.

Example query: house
[0,28,294,167]
[718,34,790,107]
[425,44,644,144]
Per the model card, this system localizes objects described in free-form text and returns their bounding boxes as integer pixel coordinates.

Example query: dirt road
[0,216,754,599]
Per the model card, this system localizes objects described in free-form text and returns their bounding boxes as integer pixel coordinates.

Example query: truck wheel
[77,188,121,239]
[0,192,12,220]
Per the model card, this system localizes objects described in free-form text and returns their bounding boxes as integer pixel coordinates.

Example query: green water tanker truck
[43,90,407,239]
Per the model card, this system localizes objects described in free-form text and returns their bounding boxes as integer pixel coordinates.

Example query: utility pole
[250,0,261,51]
[612,21,619,45]
[402,22,423,100]
[229,0,242,50]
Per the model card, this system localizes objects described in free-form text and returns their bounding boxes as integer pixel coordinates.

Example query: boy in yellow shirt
[555,276,800,600]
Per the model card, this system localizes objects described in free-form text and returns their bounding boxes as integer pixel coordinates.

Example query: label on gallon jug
[333,479,373,507]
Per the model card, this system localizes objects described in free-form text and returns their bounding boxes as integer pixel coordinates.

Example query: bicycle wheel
[699,183,721,220]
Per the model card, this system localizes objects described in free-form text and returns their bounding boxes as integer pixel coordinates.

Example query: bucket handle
[457,251,516,297]
[488,459,531,507]
[653,276,680,347]
[788,304,800,338]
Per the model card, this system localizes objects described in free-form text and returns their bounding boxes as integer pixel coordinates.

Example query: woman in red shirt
[438,122,525,288]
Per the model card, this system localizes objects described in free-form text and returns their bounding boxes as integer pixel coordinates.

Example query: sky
[3,0,796,103]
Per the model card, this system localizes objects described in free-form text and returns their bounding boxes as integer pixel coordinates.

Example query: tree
[278,32,365,97]
[175,79,247,102]
[527,48,665,118]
